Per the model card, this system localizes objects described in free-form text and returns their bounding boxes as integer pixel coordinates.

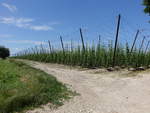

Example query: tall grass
[14,40,150,68]
[0,59,73,113]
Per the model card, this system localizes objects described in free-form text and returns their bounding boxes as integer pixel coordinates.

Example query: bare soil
[23,60,150,113]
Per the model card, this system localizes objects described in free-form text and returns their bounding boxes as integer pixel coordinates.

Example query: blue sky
[0,0,149,54]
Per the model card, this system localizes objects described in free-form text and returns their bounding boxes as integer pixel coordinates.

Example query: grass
[14,41,150,68]
[0,59,73,113]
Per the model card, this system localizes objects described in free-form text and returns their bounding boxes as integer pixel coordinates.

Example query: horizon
[0,0,149,55]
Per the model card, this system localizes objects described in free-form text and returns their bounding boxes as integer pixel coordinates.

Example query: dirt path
[24,60,150,113]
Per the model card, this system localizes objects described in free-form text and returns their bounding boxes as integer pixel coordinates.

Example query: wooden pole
[80,28,85,51]
[128,30,140,67]
[48,40,52,53]
[145,40,150,54]
[98,35,101,46]
[60,36,65,53]
[112,14,121,67]
[71,39,73,51]
[130,30,140,54]
[40,44,45,53]
[136,36,146,67]
[139,36,146,53]
[35,46,39,54]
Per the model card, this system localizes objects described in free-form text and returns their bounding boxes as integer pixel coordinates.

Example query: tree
[143,0,150,15]
[0,46,10,59]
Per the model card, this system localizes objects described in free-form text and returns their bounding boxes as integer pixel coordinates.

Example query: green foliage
[14,41,150,68]
[0,46,10,59]
[0,59,72,113]
[143,0,150,14]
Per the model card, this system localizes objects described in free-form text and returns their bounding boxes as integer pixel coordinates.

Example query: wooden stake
[98,35,101,46]
[80,28,85,51]
[139,36,146,53]
[60,36,65,53]
[48,40,52,53]
[145,40,150,54]
[130,30,140,54]
[112,14,121,67]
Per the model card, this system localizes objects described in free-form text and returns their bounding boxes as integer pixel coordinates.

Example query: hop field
[14,41,150,68]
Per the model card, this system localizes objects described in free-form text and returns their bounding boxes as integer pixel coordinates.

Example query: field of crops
[14,39,150,68]
[14,15,150,69]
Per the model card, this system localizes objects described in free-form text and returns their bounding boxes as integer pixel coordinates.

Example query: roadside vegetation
[0,59,73,113]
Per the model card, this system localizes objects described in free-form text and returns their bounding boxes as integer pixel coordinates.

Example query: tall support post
[128,30,140,67]
[130,30,140,54]
[71,39,73,52]
[136,36,146,67]
[98,35,101,46]
[139,36,146,53]
[35,46,39,55]
[60,36,65,53]
[40,44,45,53]
[48,40,52,53]
[112,14,121,67]
[145,40,150,54]
[80,28,85,51]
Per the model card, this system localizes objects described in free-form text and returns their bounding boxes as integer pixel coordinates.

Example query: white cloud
[3,40,47,45]
[2,3,17,13]
[30,25,53,31]
[0,34,13,38]
[0,17,53,31]
[0,17,33,28]
[48,22,60,25]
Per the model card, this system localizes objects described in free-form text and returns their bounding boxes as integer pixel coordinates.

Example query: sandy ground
[23,60,150,113]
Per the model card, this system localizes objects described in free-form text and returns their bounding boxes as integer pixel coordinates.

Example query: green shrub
[0,46,10,59]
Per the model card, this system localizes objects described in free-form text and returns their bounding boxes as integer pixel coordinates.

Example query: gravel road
[24,60,150,113]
